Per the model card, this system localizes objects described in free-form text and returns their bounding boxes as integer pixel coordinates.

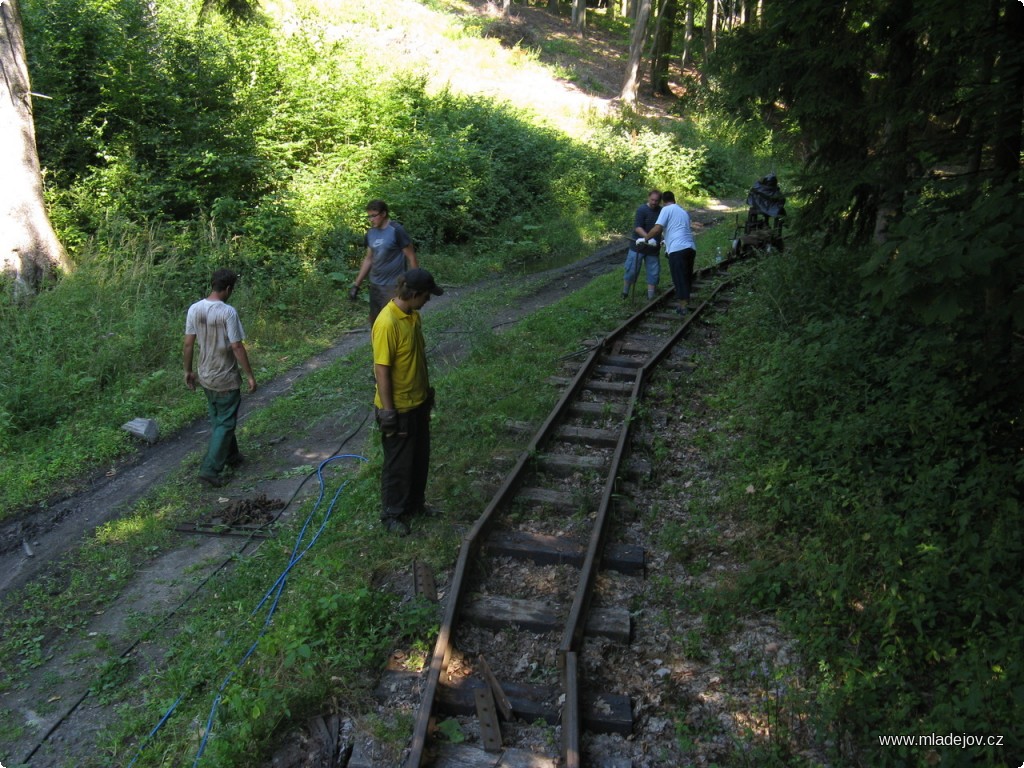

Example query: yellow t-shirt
[372,300,429,412]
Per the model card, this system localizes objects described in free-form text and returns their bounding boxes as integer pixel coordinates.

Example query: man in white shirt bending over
[646,190,696,315]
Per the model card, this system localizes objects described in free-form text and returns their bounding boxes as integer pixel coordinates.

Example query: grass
[3,239,819,768]
[2,0,789,760]
[0,269,642,764]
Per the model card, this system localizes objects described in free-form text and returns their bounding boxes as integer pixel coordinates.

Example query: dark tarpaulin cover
[747,174,786,218]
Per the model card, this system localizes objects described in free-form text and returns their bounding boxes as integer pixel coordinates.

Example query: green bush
[718,243,1023,766]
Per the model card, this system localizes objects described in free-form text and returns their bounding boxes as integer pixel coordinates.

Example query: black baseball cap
[404,268,444,296]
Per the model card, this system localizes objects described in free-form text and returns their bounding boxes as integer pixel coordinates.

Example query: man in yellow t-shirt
[372,268,443,536]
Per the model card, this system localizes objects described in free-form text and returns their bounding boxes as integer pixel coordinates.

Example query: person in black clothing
[621,190,663,300]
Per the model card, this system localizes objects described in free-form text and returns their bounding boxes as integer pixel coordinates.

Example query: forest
[1,0,1021,765]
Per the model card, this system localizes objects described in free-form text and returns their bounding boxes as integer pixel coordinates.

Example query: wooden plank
[478,654,514,721]
[581,379,634,394]
[569,401,627,418]
[377,671,633,736]
[505,419,536,435]
[593,364,639,378]
[554,425,621,447]
[439,678,632,735]
[462,595,631,642]
[414,560,437,602]
[599,354,643,368]
[432,743,559,768]
[662,359,697,373]
[485,530,645,575]
[616,341,656,355]
[548,377,634,394]
[621,332,664,344]
[623,457,652,481]
[439,676,558,726]
[537,453,607,475]
[517,487,576,510]
[475,687,503,752]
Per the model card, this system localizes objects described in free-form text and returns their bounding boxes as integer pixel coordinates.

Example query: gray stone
[121,417,159,443]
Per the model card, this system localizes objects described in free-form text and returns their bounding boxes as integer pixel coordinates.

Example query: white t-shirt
[185,299,245,391]
[655,204,695,254]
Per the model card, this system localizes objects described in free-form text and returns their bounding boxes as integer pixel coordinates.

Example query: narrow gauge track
[405,265,735,768]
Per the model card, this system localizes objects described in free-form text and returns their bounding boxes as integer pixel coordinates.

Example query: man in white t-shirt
[183,268,257,488]
[647,190,696,315]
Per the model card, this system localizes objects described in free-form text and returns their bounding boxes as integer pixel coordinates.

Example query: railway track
[392,264,736,768]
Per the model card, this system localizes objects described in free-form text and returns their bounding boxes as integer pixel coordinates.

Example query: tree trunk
[681,1,694,69]
[620,0,653,102]
[0,0,68,294]
[650,0,677,96]
[704,0,717,58]
[983,0,1023,371]
[572,0,586,32]
[871,0,914,244]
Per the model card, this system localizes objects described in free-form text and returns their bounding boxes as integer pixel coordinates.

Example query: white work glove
[636,237,646,246]
[647,238,658,246]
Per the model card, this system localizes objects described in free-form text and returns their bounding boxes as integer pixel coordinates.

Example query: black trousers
[667,248,696,301]
[379,401,431,521]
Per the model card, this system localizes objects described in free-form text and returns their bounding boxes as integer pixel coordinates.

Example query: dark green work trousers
[200,388,242,480]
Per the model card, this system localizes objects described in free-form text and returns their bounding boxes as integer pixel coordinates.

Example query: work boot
[198,474,227,488]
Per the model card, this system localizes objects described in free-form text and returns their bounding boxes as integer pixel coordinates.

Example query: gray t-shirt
[185,299,245,392]
[364,221,413,287]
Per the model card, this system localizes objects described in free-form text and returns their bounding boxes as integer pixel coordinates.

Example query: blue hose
[127,452,367,768]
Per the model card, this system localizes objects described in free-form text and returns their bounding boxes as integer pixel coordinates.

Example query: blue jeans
[200,388,242,479]
[667,248,696,301]
[624,249,660,286]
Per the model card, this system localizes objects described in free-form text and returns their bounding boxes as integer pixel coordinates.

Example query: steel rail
[557,278,732,767]
[406,305,622,767]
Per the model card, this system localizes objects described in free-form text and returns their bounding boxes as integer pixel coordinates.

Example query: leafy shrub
[719,241,1023,765]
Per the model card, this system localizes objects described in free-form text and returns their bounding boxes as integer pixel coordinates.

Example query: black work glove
[378,408,398,436]
[348,284,360,301]
[426,387,436,410]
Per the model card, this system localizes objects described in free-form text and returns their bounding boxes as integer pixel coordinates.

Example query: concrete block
[122,417,159,443]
